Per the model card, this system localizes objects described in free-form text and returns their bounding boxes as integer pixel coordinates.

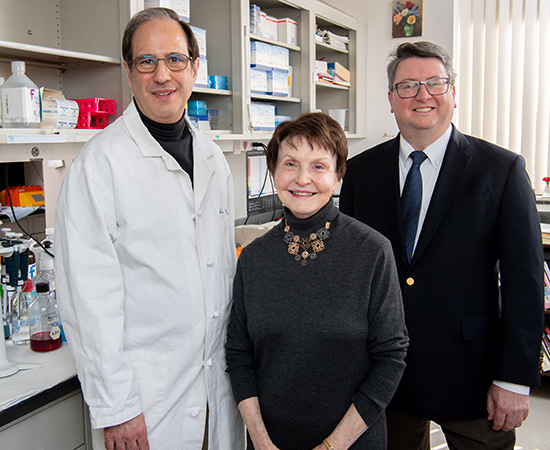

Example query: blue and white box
[251,41,273,70]
[251,102,276,130]
[195,57,208,88]
[250,4,261,35]
[190,26,207,58]
[250,68,268,94]
[271,45,289,72]
[267,69,289,96]
[275,115,292,126]
[208,75,228,90]
[188,100,207,116]
[145,0,190,22]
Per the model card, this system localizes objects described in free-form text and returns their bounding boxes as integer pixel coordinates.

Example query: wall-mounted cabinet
[182,0,365,142]
[0,0,364,149]
[0,0,129,125]
[0,0,365,223]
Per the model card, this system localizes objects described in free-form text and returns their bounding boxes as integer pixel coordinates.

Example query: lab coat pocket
[126,350,169,430]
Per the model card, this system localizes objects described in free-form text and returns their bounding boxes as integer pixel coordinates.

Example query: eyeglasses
[132,54,192,73]
[392,78,452,99]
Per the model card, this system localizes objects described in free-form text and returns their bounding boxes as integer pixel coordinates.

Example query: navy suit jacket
[340,126,544,419]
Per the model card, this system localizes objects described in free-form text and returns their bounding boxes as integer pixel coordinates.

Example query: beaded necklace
[283,218,331,266]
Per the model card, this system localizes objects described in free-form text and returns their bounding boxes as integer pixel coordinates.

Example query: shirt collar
[399,124,453,170]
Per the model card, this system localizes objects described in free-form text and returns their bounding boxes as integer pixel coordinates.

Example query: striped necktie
[401,151,428,262]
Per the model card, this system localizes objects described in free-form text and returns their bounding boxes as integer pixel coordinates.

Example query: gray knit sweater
[226,202,409,449]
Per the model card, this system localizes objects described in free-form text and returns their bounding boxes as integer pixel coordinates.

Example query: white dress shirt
[399,125,451,253]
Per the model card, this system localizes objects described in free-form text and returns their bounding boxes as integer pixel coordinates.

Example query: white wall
[320,0,455,158]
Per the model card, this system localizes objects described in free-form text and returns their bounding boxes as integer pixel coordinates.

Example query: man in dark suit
[340,41,544,450]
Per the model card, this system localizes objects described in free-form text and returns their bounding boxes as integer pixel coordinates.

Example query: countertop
[0,341,79,427]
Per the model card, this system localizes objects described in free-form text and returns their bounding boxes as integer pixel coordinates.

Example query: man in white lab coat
[55,7,244,450]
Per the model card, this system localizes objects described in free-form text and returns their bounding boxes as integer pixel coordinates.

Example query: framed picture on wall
[392,1,423,38]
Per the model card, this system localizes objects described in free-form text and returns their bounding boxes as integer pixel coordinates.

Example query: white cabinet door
[0,391,87,449]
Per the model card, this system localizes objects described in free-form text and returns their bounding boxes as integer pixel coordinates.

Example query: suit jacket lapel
[376,136,409,265]
[411,127,473,264]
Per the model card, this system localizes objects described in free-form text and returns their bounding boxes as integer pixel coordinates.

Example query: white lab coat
[55,102,244,450]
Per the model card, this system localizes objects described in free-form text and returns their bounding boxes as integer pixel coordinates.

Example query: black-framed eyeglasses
[392,78,452,99]
[133,54,192,73]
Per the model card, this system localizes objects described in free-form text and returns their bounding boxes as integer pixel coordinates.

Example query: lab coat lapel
[377,137,409,266]
[188,123,215,212]
[411,127,472,264]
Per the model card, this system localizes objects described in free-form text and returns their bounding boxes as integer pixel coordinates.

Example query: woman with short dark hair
[226,112,409,450]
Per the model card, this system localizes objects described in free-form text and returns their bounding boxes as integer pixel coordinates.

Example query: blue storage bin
[187,100,207,116]
[208,75,228,90]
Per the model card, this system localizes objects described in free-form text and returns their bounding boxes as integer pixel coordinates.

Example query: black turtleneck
[135,99,194,184]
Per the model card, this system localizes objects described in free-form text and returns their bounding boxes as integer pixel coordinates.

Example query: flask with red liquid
[28,282,61,352]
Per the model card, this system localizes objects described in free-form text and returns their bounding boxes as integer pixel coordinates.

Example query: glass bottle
[29,282,61,352]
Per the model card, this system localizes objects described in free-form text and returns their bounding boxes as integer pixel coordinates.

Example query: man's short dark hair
[122,7,200,72]
[387,41,456,90]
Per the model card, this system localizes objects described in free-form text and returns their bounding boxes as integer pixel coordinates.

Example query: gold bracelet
[323,438,336,450]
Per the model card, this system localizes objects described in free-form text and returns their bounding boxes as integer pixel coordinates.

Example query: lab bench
[0,341,91,449]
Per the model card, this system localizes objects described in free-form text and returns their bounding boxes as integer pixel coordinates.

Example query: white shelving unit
[0,0,365,224]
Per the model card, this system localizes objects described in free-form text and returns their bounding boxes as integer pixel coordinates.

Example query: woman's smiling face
[273,137,340,219]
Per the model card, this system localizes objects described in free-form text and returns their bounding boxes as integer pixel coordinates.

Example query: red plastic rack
[72,98,116,129]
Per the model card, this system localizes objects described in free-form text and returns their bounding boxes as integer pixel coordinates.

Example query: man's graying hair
[387,41,456,90]
[122,7,200,72]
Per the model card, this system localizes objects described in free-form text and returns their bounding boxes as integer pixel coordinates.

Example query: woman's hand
[313,404,368,450]
[238,397,281,450]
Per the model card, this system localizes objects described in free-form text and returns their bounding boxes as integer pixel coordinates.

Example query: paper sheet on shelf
[1,205,43,223]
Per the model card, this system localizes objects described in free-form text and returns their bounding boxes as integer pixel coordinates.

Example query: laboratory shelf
[315,41,349,54]
[250,34,301,52]
[251,94,301,103]
[0,129,99,145]
[315,80,349,90]
[0,40,120,67]
[193,86,233,96]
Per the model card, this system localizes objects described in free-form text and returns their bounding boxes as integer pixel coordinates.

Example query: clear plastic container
[10,280,34,345]
[1,61,41,128]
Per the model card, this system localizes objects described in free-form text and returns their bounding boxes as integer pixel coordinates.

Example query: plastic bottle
[1,61,41,128]
[3,286,14,339]
[10,280,33,345]
[28,282,61,352]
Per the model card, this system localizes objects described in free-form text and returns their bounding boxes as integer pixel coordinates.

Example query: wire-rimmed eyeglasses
[132,54,192,73]
[392,78,452,99]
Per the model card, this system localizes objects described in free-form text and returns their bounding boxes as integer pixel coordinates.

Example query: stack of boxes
[250,41,292,131]
[250,4,298,46]
[249,4,297,131]
[187,100,210,130]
